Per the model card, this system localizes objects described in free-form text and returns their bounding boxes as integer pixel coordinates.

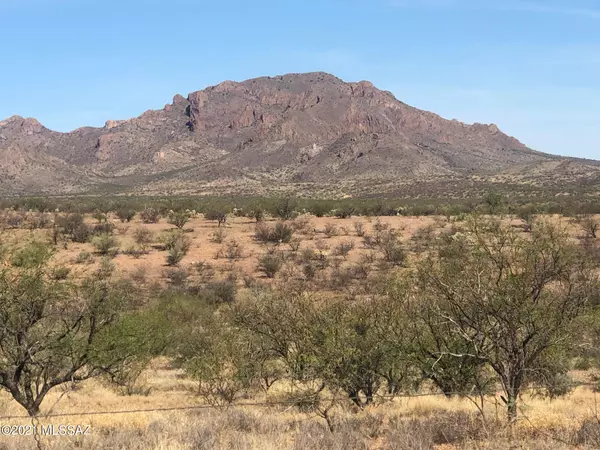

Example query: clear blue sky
[1,0,598,159]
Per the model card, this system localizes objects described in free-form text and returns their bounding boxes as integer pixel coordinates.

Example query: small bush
[72,224,91,243]
[130,265,148,284]
[116,208,136,223]
[92,233,119,256]
[163,232,191,266]
[299,248,317,263]
[210,228,227,244]
[314,238,330,254]
[216,239,244,261]
[50,266,71,280]
[248,207,265,222]
[291,215,312,233]
[578,214,599,239]
[372,219,391,233]
[92,222,115,236]
[254,222,272,242]
[378,230,405,265]
[97,256,115,279]
[191,261,216,282]
[140,208,160,224]
[11,242,54,268]
[288,238,302,252]
[307,202,331,218]
[353,221,365,237]
[323,223,338,238]
[203,281,237,304]
[92,211,108,223]
[254,222,294,244]
[271,222,294,243]
[332,240,355,259]
[57,213,85,235]
[133,227,154,250]
[272,198,297,220]
[303,262,317,281]
[577,418,600,447]
[168,211,191,229]
[123,245,146,259]
[165,267,189,287]
[75,251,94,264]
[204,210,228,227]
[258,253,284,278]
[334,206,355,219]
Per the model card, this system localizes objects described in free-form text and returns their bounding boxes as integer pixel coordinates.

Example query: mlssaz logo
[39,425,91,436]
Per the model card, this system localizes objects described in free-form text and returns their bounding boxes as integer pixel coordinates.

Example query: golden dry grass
[0,212,599,449]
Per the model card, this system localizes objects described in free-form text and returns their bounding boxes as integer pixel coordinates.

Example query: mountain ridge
[1,72,598,197]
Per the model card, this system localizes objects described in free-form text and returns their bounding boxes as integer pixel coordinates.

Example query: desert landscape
[0,196,599,449]
[1,5,599,447]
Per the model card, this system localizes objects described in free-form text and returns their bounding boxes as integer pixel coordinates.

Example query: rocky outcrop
[0,71,597,196]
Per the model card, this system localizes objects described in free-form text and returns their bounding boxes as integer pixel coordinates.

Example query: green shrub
[334,206,356,219]
[161,231,191,266]
[92,222,115,236]
[75,251,94,264]
[272,198,297,220]
[307,202,331,218]
[92,233,119,256]
[204,209,228,227]
[167,211,191,229]
[133,227,154,251]
[97,256,115,279]
[116,208,136,223]
[11,242,54,268]
[254,222,294,244]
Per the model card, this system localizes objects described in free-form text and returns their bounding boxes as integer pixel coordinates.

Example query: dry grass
[1,212,600,449]
[1,374,600,449]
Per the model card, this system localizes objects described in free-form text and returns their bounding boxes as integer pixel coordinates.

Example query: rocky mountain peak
[0,71,595,197]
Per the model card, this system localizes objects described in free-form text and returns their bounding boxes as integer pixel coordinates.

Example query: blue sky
[0,0,598,159]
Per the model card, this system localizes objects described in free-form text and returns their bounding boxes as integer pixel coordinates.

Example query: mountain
[1,72,598,198]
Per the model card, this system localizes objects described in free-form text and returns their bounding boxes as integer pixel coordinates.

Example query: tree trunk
[348,390,365,409]
[506,389,518,423]
[27,404,41,417]
[321,409,335,433]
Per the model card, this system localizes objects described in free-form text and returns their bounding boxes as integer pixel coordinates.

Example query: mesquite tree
[416,217,597,422]
[0,242,155,416]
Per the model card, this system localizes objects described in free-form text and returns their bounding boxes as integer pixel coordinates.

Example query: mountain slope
[1,72,598,197]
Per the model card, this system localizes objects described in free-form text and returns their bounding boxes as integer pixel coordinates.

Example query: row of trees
[193,218,597,425]
[2,193,600,220]
[0,216,599,429]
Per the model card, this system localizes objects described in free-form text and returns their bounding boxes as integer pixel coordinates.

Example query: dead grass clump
[332,240,355,259]
[576,418,600,447]
[291,215,313,234]
[387,411,490,449]
[210,228,228,244]
[323,223,338,238]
